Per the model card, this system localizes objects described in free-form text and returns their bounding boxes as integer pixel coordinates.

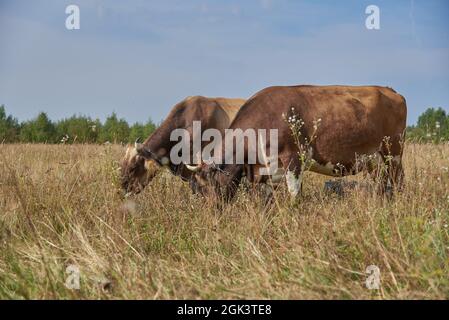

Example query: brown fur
[120,96,245,195]
[193,85,407,200]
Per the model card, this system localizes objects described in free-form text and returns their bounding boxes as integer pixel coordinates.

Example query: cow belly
[264,161,341,181]
[309,162,341,177]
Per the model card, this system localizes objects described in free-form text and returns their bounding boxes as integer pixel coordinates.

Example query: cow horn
[135,143,151,158]
[135,142,144,151]
[185,163,201,172]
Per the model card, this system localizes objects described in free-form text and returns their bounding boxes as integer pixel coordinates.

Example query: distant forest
[0,105,156,144]
[0,104,448,144]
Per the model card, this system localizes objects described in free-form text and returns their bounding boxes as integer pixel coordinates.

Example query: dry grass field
[0,143,448,299]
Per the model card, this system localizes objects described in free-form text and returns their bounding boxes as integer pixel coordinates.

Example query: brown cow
[185,85,407,200]
[120,96,245,195]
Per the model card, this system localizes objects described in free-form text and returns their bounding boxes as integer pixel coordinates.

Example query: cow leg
[189,177,200,195]
[368,152,387,195]
[371,136,405,197]
[376,156,404,198]
[257,183,276,208]
[246,165,277,207]
[384,134,405,194]
[382,152,404,193]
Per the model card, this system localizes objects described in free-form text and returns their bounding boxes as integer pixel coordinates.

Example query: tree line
[406,107,449,143]
[0,105,156,144]
[1,104,448,144]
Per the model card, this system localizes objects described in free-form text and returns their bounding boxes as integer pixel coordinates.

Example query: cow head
[120,144,160,196]
[184,162,211,195]
[185,162,236,200]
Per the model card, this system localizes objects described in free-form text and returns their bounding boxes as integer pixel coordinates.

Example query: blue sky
[0,0,448,125]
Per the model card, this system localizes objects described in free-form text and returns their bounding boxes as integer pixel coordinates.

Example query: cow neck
[144,128,189,180]
[144,123,175,163]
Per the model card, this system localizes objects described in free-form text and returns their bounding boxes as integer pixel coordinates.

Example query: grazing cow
[186,85,407,201]
[120,96,245,195]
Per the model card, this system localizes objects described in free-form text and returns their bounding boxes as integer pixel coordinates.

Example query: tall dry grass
[0,143,448,299]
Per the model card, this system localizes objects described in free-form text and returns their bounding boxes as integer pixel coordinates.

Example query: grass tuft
[0,143,448,299]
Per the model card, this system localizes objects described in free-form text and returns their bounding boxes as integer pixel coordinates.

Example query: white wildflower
[60,134,69,144]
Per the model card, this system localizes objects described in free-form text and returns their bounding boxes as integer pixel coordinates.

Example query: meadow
[0,143,448,299]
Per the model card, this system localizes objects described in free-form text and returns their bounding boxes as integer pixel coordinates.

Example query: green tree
[56,115,102,143]
[128,118,156,143]
[20,112,57,143]
[98,112,130,143]
[0,105,20,142]
[416,107,449,141]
